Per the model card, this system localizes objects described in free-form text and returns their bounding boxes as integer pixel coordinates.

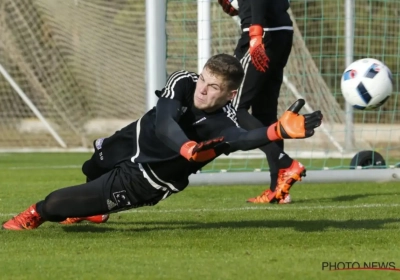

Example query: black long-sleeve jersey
[95,70,274,192]
[237,0,292,29]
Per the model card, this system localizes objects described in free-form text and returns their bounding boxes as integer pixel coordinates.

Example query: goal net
[0,0,399,171]
[0,0,146,149]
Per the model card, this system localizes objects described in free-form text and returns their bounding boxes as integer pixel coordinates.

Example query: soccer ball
[341,58,393,110]
[229,0,239,10]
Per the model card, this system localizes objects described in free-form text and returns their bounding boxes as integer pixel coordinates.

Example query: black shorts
[232,30,293,117]
[82,122,137,181]
[95,160,172,212]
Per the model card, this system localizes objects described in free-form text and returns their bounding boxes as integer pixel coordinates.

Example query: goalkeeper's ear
[286,99,305,114]
[227,89,238,101]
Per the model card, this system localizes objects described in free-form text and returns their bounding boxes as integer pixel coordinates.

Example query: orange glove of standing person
[249,24,269,72]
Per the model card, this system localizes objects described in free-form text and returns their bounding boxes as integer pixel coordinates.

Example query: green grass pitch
[0,153,399,280]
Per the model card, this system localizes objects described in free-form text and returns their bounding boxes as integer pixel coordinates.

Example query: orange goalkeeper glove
[217,0,239,16]
[249,25,269,72]
[267,99,323,140]
[180,137,229,162]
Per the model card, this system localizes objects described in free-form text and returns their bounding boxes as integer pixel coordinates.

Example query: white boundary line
[1,203,399,217]
[122,203,400,213]
[5,164,400,171]
[4,165,81,170]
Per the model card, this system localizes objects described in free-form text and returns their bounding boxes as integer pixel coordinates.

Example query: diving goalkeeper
[2,54,322,231]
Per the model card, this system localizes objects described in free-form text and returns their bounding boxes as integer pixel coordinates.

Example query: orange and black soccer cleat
[246,160,305,204]
[59,214,110,225]
[2,204,44,230]
[278,193,292,204]
[273,160,306,201]
[246,189,292,204]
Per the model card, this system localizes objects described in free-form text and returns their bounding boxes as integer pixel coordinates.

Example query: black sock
[35,200,45,218]
[269,173,278,191]
[259,143,293,190]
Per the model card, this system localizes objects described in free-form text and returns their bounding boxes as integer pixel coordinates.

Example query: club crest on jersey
[95,138,104,150]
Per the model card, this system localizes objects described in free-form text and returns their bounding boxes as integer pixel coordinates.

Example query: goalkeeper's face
[194,68,237,112]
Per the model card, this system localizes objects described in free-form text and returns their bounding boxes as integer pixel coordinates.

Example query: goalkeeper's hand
[267,99,323,140]
[180,137,229,162]
[217,0,239,16]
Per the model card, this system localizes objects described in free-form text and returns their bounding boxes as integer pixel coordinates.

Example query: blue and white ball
[341,58,393,110]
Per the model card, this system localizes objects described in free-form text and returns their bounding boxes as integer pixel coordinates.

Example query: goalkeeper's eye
[209,84,220,90]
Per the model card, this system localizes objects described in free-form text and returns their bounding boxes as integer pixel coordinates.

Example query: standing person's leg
[234,30,304,203]
[249,70,305,203]
[251,29,293,190]
[250,30,306,202]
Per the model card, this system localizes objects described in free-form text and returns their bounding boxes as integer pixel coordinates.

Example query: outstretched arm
[220,126,270,152]
[221,99,323,153]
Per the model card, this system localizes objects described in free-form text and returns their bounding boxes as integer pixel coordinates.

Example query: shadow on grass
[292,192,398,204]
[61,217,400,233]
